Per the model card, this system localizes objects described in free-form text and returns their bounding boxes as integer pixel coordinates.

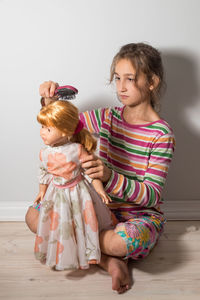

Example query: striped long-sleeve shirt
[80,106,175,220]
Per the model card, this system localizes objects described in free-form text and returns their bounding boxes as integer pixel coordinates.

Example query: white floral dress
[35,142,113,270]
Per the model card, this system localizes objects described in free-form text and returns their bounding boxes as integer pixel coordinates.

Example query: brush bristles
[56,88,77,100]
[58,94,76,100]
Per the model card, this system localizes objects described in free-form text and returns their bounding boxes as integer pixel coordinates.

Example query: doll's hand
[97,190,112,204]
[39,80,59,98]
[34,184,48,204]
[81,154,111,183]
[34,192,44,204]
[92,179,112,204]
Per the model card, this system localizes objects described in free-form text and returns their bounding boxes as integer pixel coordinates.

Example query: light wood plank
[0,221,200,300]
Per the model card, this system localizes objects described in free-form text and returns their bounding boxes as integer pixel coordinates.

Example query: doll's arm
[92,179,112,204]
[78,144,111,204]
[35,149,52,204]
[34,184,48,204]
[38,149,52,184]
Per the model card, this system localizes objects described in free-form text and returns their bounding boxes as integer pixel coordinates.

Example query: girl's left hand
[81,153,111,183]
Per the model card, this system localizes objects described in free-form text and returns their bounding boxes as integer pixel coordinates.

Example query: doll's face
[40,125,68,147]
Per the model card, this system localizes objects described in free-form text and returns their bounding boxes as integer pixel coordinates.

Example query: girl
[34,100,113,270]
[26,42,175,293]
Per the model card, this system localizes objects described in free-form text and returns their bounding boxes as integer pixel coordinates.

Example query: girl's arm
[80,108,175,208]
[82,133,175,208]
[79,108,110,134]
[103,133,175,208]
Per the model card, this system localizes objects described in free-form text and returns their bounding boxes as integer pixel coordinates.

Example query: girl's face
[40,125,68,147]
[114,59,150,107]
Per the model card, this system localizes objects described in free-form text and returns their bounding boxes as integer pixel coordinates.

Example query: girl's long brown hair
[110,43,166,112]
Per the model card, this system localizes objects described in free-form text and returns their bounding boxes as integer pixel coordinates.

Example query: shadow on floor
[128,221,199,278]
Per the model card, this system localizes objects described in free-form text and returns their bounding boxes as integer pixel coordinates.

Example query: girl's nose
[119,79,127,92]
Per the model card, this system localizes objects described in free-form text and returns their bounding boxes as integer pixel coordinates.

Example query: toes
[117,284,129,294]
[112,278,129,294]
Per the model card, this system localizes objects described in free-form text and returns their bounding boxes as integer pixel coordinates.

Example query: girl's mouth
[119,95,129,99]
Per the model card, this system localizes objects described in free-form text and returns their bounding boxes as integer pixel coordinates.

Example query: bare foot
[99,254,130,294]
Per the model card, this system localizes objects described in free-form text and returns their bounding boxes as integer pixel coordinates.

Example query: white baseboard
[163,200,200,220]
[0,201,31,221]
[0,200,199,221]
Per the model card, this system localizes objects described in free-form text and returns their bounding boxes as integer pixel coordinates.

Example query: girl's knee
[111,232,127,257]
[114,218,161,260]
[108,231,127,256]
[100,229,127,257]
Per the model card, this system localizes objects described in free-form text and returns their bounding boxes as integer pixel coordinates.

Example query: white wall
[0,0,199,218]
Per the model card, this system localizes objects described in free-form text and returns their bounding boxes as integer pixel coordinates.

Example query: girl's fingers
[82,160,99,169]
[39,81,50,97]
[80,154,97,163]
[50,82,59,97]
[84,167,102,176]
[81,154,111,182]
[39,81,58,98]
[81,156,100,168]
[44,88,50,98]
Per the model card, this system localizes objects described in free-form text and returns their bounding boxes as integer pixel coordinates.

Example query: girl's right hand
[81,153,112,183]
[39,80,59,98]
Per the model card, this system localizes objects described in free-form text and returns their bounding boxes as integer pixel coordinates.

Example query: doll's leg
[25,206,39,234]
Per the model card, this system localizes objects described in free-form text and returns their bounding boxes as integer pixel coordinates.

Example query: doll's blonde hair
[37,101,97,153]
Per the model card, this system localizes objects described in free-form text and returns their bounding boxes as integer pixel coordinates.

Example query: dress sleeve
[104,133,175,208]
[38,149,52,185]
[79,108,110,134]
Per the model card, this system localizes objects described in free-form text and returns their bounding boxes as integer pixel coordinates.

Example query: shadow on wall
[161,51,200,201]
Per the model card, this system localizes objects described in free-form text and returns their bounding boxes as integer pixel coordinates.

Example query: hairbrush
[55,85,78,100]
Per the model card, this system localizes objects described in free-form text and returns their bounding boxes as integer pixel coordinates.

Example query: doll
[34,100,113,270]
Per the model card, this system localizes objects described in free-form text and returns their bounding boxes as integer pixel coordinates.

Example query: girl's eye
[114,76,120,81]
[47,128,51,132]
[128,78,135,82]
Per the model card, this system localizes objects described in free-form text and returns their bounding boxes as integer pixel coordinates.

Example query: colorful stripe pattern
[79,106,175,219]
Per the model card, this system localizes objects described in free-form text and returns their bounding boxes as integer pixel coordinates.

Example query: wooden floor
[0,221,199,300]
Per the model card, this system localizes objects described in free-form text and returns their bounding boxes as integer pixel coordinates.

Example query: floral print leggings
[114,214,165,260]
